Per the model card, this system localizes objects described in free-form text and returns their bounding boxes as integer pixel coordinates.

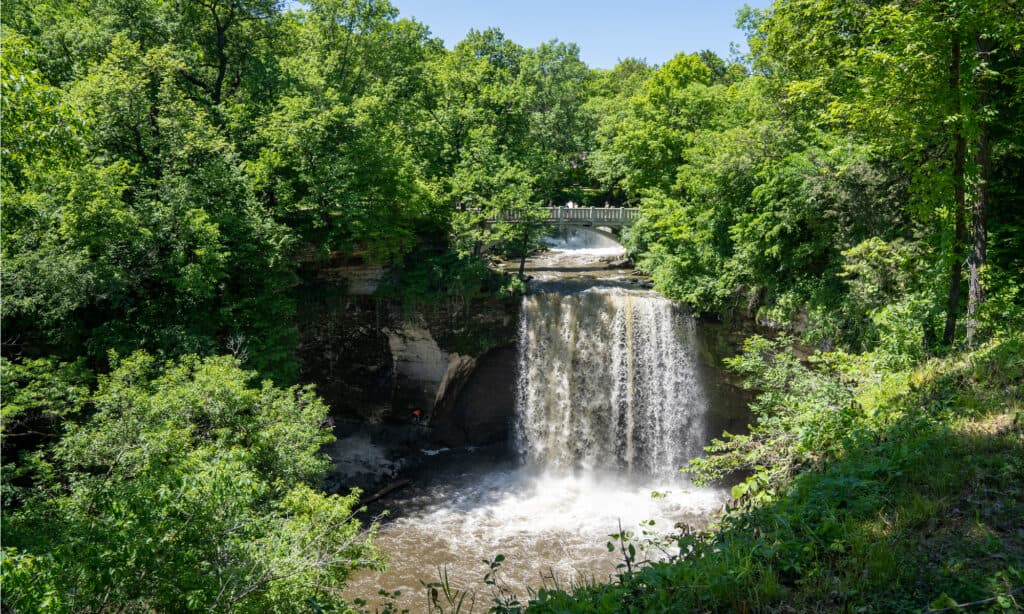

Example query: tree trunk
[213,22,228,106]
[518,228,529,279]
[943,37,967,346]
[966,36,993,348]
[966,124,990,347]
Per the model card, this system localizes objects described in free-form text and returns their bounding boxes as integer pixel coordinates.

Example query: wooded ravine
[2,1,1022,612]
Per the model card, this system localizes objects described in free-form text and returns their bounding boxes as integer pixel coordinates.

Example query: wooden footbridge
[491,207,639,228]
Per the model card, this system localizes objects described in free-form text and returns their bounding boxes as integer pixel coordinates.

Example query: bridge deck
[493,207,639,228]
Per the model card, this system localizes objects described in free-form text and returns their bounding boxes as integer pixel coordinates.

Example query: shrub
[1,352,381,612]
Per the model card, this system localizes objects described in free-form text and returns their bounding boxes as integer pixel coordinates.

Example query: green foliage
[3,0,609,382]
[2,24,300,380]
[2,9,609,606]
[378,251,516,312]
[0,357,93,508]
[0,31,83,189]
[0,357,92,438]
[250,0,435,262]
[1,352,381,612]
[528,335,1024,613]
[587,0,1024,354]
[424,31,593,260]
[6,0,1024,611]
[840,237,925,312]
[688,336,858,487]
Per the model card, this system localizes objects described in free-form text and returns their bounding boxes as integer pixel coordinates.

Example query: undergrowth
[520,334,1024,613]
[376,251,522,315]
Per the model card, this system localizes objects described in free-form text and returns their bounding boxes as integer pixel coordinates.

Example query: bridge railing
[492,207,639,226]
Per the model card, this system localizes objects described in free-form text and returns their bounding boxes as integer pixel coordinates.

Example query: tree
[2,26,299,379]
[584,58,653,204]
[588,52,716,197]
[250,0,436,262]
[1,352,381,612]
[420,29,591,260]
[486,167,550,279]
[169,0,280,110]
[749,0,1024,346]
[518,40,594,204]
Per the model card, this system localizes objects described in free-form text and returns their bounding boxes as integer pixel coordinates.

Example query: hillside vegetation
[524,335,1024,612]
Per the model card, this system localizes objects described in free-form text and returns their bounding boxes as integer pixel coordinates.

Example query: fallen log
[359,478,411,506]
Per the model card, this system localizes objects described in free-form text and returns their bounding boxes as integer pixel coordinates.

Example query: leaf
[930,593,960,609]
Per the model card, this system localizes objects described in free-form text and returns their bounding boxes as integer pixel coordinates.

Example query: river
[344,228,733,610]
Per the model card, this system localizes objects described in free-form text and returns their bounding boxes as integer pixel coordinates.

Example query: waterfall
[514,287,708,478]
[542,227,623,252]
[345,231,733,610]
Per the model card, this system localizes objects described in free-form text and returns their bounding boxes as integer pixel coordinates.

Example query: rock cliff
[295,259,520,446]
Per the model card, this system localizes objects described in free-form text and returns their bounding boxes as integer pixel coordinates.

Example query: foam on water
[348,466,725,603]
[434,470,723,535]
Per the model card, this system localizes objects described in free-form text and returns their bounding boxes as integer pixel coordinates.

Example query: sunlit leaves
[1,352,379,612]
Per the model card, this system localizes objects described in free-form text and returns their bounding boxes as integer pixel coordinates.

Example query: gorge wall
[295,253,750,489]
[294,255,521,447]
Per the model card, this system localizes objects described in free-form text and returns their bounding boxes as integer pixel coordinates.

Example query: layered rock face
[295,259,520,446]
[430,347,518,446]
[386,322,450,415]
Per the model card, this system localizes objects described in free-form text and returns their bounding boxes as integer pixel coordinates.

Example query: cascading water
[343,228,731,608]
[515,289,707,478]
[541,227,624,253]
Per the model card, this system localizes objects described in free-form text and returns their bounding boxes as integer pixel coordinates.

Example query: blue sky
[388,1,772,68]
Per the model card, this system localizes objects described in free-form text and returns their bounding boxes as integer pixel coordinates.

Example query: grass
[523,335,1024,613]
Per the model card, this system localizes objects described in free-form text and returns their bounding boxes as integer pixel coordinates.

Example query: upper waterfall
[541,226,624,254]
